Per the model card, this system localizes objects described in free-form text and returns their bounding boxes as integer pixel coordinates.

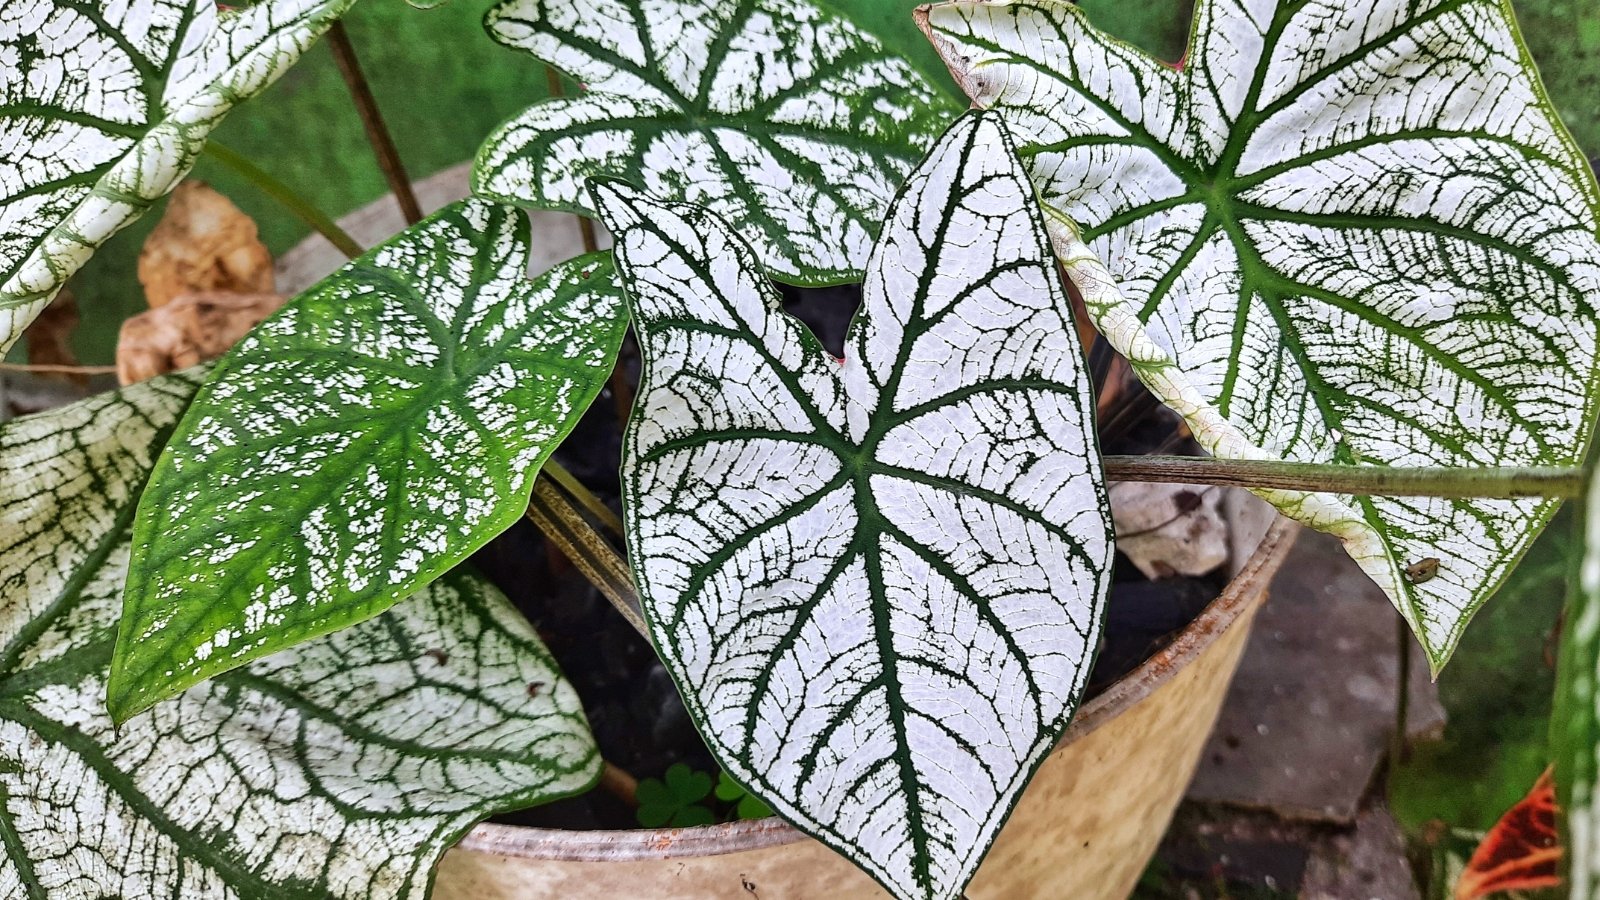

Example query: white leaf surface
[593,111,1112,900]
[0,0,353,353]
[921,0,1600,668]
[472,0,962,284]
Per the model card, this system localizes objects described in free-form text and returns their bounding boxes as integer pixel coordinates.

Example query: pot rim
[457,517,1298,863]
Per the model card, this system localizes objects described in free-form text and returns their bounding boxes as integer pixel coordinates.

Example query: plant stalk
[542,459,625,538]
[600,761,640,808]
[526,476,649,639]
[1103,455,1583,499]
[202,142,364,259]
[327,22,423,225]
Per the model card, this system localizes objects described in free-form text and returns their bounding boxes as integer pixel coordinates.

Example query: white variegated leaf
[109,200,628,720]
[921,0,1600,669]
[0,0,353,354]
[471,0,962,285]
[593,111,1113,900]
[0,373,600,899]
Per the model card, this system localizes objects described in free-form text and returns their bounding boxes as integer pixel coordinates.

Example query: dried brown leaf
[138,182,274,308]
[117,292,284,385]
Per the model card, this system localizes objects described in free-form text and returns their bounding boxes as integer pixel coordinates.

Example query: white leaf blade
[0,0,353,353]
[922,0,1600,668]
[594,111,1112,900]
[472,0,961,284]
[0,376,600,899]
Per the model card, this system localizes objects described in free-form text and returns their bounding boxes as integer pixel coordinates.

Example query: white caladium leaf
[921,0,1600,669]
[0,0,355,354]
[592,111,1112,900]
[109,199,627,721]
[0,374,600,899]
[471,0,962,285]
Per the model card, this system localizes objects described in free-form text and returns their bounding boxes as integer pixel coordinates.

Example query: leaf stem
[0,362,118,375]
[526,476,648,639]
[327,22,423,225]
[1103,455,1584,499]
[600,760,640,808]
[542,459,624,538]
[201,142,364,259]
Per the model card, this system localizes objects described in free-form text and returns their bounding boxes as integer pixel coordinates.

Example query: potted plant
[0,0,1595,899]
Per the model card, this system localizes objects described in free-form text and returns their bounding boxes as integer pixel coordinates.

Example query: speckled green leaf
[922,0,1600,670]
[594,111,1112,900]
[0,0,354,355]
[109,199,627,721]
[471,0,961,285]
[0,373,600,899]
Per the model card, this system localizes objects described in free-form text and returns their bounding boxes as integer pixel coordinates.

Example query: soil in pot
[467,284,1230,831]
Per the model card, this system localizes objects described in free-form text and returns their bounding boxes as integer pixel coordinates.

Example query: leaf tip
[585,178,649,235]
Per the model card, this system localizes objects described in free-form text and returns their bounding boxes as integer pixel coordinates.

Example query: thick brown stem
[327,23,423,225]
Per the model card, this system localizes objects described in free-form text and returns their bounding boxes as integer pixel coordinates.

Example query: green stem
[1103,455,1584,499]
[202,142,364,260]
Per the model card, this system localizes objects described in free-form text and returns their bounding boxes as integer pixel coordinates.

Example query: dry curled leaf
[138,181,274,308]
[116,291,285,385]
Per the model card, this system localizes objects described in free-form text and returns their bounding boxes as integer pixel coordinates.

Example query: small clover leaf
[635,763,717,828]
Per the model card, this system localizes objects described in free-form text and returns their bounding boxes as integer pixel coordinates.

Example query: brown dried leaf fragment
[138,182,274,308]
[117,292,285,385]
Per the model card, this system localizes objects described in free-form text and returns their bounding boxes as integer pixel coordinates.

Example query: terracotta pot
[279,174,1301,899]
[433,492,1297,900]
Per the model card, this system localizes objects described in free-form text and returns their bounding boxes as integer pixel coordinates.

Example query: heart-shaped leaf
[920,0,1600,669]
[109,199,628,721]
[592,110,1112,900]
[0,0,354,354]
[471,0,962,285]
[0,373,600,899]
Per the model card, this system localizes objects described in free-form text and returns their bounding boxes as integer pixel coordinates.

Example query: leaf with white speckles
[0,0,355,355]
[471,0,962,285]
[108,199,628,721]
[593,111,1112,900]
[0,373,600,899]
[921,0,1600,670]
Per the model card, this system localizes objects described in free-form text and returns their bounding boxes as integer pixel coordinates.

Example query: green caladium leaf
[592,110,1112,900]
[0,374,599,899]
[109,199,627,721]
[921,0,1600,669]
[0,0,355,355]
[471,0,962,285]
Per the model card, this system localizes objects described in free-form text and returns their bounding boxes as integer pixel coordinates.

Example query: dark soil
[474,283,1225,830]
